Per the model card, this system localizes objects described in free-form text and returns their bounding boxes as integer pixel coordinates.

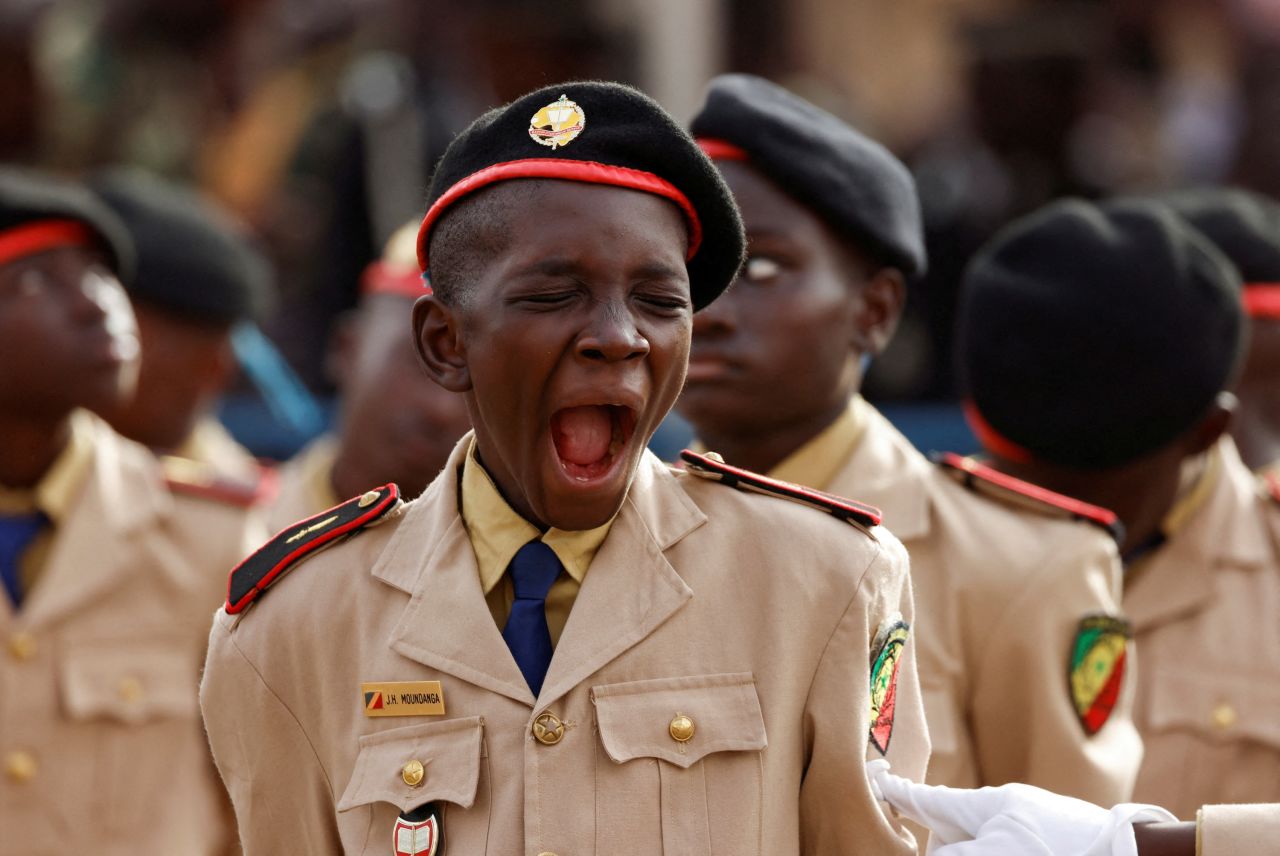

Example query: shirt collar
[459,439,612,594]
[0,410,95,522]
[766,395,869,490]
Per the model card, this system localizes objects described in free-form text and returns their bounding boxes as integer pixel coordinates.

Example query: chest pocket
[58,640,204,832]
[592,672,768,856]
[338,717,489,854]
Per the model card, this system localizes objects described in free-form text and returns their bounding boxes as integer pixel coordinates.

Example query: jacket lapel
[379,440,536,706]
[20,421,169,630]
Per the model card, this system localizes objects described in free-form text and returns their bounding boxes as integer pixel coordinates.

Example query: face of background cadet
[331,293,472,499]
[677,159,903,443]
[0,245,139,420]
[412,180,691,531]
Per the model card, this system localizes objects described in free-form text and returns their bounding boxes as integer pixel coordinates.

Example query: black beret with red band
[416,80,745,311]
[0,167,134,280]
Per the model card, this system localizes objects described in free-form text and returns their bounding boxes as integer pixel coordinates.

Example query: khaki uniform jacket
[201,440,930,855]
[264,434,338,534]
[827,408,1140,803]
[1128,437,1280,818]
[1198,803,1280,855]
[179,417,265,485]
[0,414,264,855]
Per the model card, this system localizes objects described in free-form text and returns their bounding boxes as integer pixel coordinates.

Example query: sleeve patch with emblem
[225,484,401,614]
[680,449,882,528]
[1069,614,1132,736]
[869,617,910,755]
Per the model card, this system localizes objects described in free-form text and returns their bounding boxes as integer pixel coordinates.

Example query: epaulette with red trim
[680,449,882,529]
[226,484,402,614]
[162,455,278,508]
[934,452,1123,543]
[1260,465,1280,505]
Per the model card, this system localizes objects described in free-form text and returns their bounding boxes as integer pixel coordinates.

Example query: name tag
[361,681,446,717]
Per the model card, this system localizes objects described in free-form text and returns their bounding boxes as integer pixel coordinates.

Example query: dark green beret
[958,198,1244,469]
[416,80,745,311]
[92,168,274,325]
[0,167,134,279]
[690,73,926,276]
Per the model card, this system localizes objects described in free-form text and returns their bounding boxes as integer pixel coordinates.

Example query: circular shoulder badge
[529,94,586,149]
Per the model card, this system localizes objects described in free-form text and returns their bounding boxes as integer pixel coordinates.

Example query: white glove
[867,759,1176,856]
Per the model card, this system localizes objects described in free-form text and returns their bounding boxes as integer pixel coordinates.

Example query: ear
[325,310,359,390]
[1187,391,1237,455]
[413,294,472,392]
[850,267,906,357]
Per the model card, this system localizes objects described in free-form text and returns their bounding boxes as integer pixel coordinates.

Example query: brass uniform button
[705,451,725,463]
[358,490,380,508]
[1211,702,1237,731]
[669,713,696,743]
[117,676,144,704]
[5,750,36,783]
[532,712,565,745]
[8,632,36,661]
[401,759,425,787]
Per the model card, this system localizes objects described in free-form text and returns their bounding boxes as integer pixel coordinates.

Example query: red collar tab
[0,220,95,267]
[696,138,750,162]
[1243,284,1280,319]
[935,452,1123,541]
[361,260,431,299]
[225,483,402,614]
[416,158,703,274]
[679,449,882,528]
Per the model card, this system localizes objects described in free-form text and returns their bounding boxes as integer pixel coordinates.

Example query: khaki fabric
[264,434,339,533]
[201,436,930,855]
[1127,437,1280,818]
[177,417,263,484]
[823,406,1140,804]
[0,412,265,855]
[1198,803,1280,855]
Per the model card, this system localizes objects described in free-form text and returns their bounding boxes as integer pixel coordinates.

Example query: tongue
[553,406,613,465]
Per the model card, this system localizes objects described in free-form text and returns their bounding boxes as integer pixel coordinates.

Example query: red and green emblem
[869,617,910,755]
[1069,615,1131,735]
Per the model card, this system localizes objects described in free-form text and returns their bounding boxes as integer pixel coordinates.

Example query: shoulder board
[680,449,882,528]
[934,452,1123,542]
[162,455,278,508]
[226,484,402,614]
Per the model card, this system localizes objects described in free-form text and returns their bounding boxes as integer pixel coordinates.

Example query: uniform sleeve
[200,612,342,855]
[1199,804,1280,856]
[799,532,929,855]
[970,535,1142,805]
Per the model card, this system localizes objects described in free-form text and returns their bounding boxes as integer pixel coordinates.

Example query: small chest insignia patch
[869,617,910,755]
[361,681,446,717]
[1069,615,1132,736]
[394,802,442,856]
[529,94,585,149]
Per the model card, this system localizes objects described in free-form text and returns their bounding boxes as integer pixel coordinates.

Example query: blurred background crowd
[5,0,1280,458]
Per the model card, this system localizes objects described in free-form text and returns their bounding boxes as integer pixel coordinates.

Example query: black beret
[958,198,1244,470]
[91,168,274,325]
[416,80,744,311]
[690,73,926,276]
[0,167,133,280]
[1155,187,1280,284]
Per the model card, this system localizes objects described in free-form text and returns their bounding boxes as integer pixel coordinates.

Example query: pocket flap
[60,641,198,724]
[592,672,767,769]
[337,717,484,814]
[1145,666,1280,748]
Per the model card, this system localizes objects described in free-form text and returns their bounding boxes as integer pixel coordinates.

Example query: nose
[577,301,649,363]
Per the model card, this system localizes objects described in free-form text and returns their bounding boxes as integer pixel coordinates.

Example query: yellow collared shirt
[0,410,95,596]
[460,440,613,646]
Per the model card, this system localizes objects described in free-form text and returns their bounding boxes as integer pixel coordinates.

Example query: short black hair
[426,181,542,306]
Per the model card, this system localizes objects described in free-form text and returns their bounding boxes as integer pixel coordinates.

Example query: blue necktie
[0,511,46,609]
[502,540,563,696]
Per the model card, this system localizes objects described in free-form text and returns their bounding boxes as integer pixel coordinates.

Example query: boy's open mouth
[551,404,638,480]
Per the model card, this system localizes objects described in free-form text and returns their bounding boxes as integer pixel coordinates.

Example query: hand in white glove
[867,759,1176,856]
